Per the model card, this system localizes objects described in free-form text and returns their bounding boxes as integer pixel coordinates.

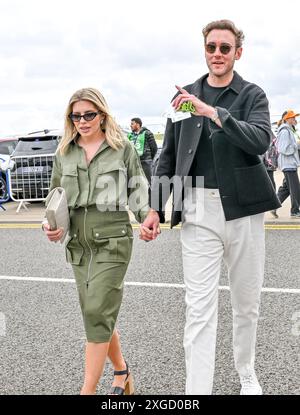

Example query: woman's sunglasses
[68,111,101,122]
[205,43,234,55]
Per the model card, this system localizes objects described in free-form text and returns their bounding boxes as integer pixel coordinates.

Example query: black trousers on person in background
[277,170,300,214]
[141,159,153,203]
[267,170,276,191]
[140,159,152,184]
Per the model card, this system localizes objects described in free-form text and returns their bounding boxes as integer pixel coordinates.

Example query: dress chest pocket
[95,160,128,206]
[61,164,80,206]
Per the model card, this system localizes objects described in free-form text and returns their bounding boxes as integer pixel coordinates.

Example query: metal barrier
[8,153,55,212]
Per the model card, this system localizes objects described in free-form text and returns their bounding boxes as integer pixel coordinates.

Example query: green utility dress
[49,138,150,342]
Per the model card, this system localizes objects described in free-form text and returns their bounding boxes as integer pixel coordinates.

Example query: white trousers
[181,188,265,395]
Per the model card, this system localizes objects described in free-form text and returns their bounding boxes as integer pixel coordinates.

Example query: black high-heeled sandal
[109,362,135,395]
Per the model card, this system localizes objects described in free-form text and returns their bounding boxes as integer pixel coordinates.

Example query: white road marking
[0,276,299,294]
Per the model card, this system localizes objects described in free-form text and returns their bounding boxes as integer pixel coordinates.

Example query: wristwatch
[210,108,219,123]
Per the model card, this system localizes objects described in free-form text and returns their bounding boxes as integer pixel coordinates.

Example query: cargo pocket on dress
[66,231,84,265]
[95,161,128,208]
[92,224,131,263]
[234,162,274,206]
[61,164,80,206]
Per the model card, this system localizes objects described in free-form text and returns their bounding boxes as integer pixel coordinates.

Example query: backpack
[264,137,278,169]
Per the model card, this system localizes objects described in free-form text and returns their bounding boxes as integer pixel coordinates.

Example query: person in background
[43,87,154,395]
[270,111,287,218]
[275,110,300,218]
[128,118,157,184]
[263,132,278,190]
[140,19,280,395]
[263,132,279,218]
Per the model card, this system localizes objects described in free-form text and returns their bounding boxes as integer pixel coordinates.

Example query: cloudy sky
[0,0,299,136]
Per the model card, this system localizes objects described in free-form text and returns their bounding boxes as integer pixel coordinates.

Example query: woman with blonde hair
[43,87,159,394]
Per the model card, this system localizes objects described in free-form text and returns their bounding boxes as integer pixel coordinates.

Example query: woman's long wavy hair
[58,87,125,155]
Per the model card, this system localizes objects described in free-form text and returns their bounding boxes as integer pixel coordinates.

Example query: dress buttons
[73,234,77,238]
[197,123,201,128]
[188,149,193,154]
[122,230,126,234]
[95,233,99,237]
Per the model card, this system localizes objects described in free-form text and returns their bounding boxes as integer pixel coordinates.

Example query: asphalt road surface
[0,225,299,395]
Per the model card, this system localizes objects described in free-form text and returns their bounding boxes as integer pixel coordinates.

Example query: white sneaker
[240,373,263,395]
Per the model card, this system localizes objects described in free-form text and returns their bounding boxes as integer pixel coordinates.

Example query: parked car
[0,136,18,200]
[9,129,61,201]
[0,136,18,157]
[0,173,7,200]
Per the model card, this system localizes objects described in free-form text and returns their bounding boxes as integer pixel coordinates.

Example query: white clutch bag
[45,187,69,243]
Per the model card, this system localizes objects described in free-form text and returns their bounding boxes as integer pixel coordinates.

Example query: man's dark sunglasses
[69,111,101,122]
[205,43,234,55]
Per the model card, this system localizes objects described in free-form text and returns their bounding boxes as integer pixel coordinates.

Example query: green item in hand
[179,102,195,113]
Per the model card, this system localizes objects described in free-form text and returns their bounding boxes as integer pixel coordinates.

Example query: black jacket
[151,72,281,227]
[138,127,158,162]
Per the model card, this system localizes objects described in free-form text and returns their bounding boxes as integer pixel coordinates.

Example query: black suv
[10,130,61,200]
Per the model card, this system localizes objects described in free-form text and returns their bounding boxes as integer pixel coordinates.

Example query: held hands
[43,222,64,243]
[139,209,161,242]
[172,85,215,118]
